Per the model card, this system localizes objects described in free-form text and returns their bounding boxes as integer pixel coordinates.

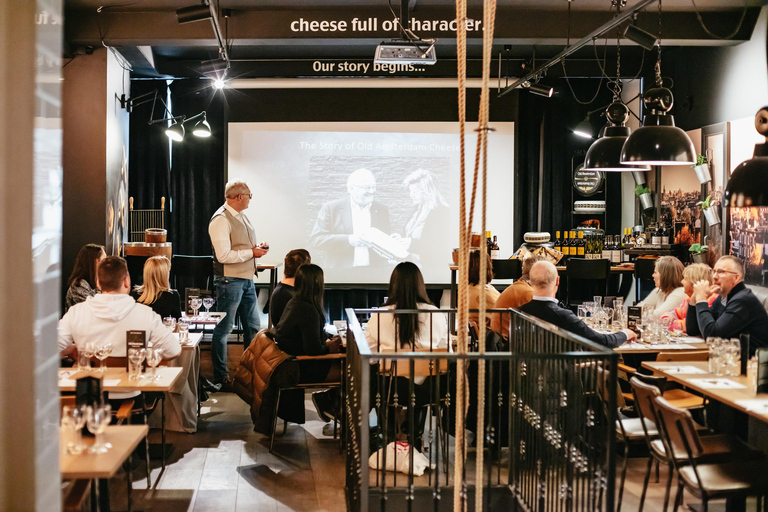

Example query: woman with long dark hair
[65,244,105,312]
[276,263,341,421]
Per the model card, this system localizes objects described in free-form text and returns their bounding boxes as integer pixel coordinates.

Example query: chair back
[629,376,661,426]
[656,350,709,362]
[652,395,704,460]
[634,257,658,302]
[565,258,611,307]
[379,348,449,379]
[492,259,521,280]
[171,255,214,291]
[757,348,768,394]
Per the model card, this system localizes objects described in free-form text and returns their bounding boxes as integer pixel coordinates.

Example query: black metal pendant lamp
[724,107,768,207]
[584,102,651,172]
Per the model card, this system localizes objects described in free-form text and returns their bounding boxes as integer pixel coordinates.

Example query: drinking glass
[145,348,163,381]
[77,342,96,372]
[177,319,189,344]
[748,356,759,394]
[582,302,595,326]
[61,405,87,455]
[163,316,177,331]
[727,339,741,377]
[86,404,111,454]
[577,306,587,323]
[202,297,214,316]
[593,296,602,308]
[189,296,202,318]
[94,342,113,373]
[613,307,626,330]
[613,298,624,311]
[658,316,673,342]
[128,348,146,380]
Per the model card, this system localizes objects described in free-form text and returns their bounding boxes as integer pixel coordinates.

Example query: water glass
[177,319,189,344]
[145,348,163,381]
[726,338,741,377]
[94,342,113,373]
[128,348,146,380]
[86,404,111,454]
[163,316,177,331]
[583,302,595,326]
[61,405,87,455]
[577,306,587,323]
[202,297,214,316]
[748,356,758,394]
[658,316,673,342]
[593,296,602,308]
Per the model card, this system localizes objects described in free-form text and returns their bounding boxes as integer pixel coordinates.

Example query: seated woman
[130,256,182,320]
[467,250,500,328]
[275,263,341,422]
[638,255,687,316]
[662,263,717,333]
[365,262,448,448]
[65,243,105,313]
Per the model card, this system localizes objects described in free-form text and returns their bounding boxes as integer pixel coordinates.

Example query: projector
[374,40,437,65]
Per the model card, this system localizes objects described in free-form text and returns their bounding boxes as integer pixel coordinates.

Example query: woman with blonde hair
[130,256,182,320]
[638,256,687,315]
[662,263,717,333]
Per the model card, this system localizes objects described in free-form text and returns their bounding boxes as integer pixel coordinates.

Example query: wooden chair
[654,395,768,512]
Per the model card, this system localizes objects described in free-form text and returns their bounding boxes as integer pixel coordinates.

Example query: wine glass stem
[101,360,106,373]
[95,431,104,451]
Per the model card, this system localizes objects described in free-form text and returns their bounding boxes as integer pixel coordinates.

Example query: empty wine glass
[128,348,146,380]
[78,342,96,372]
[202,297,214,316]
[593,296,602,308]
[162,316,177,331]
[177,319,189,344]
[658,316,673,342]
[61,405,87,455]
[94,342,113,373]
[86,404,111,454]
[189,296,202,318]
[145,348,163,381]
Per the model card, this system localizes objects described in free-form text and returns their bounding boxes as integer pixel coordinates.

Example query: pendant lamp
[584,102,651,172]
[724,107,768,207]
[620,0,696,166]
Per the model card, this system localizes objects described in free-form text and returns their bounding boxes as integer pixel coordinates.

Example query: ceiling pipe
[498,0,656,98]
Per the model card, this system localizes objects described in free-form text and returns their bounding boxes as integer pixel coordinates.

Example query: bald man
[310,168,391,268]
[519,261,636,348]
[686,255,768,353]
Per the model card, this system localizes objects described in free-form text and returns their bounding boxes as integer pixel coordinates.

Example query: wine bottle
[577,231,585,257]
[661,224,670,245]
[601,234,611,260]
[569,231,577,258]
[486,230,493,255]
[554,231,562,254]
[491,235,500,259]
[563,231,570,258]
[611,235,622,264]
[651,224,661,245]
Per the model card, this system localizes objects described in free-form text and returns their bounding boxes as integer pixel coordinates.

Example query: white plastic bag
[368,441,433,476]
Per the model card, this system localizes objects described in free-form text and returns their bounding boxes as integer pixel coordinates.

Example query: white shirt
[638,286,687,316]
[208,203,256,265]
[350,201,372,267]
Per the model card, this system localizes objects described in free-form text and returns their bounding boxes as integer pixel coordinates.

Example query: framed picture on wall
[701,122,730,264]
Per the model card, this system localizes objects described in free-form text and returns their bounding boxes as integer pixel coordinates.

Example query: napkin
[687,378,745,389]
[734,399,768,412]
[658,365,707,375]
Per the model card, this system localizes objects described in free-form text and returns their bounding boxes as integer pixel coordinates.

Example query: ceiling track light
[623,23,658,51]
[176,4,212,24]
[528,82,553,98]
[573,115,594,139]
[724,107,768,207]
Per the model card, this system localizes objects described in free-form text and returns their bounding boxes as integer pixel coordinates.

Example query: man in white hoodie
[58,256,181,360]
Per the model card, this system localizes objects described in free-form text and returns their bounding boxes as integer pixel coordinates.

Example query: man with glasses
[208,180,269,390]
[687,255,768,352]
[310,168,391,269]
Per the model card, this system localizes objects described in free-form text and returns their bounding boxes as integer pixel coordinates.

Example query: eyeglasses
[239,193,252,199]
[351,184,376,192]
[713,269,739,276]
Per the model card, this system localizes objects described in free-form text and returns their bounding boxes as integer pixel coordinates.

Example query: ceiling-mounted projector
[374,40,437,65]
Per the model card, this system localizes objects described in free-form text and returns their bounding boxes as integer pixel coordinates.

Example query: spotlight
[573,116,593,139]
[176,4,212,24]
[213,78,226,90]
[623,23,657,51]
[528,83,553,98]
[166,121,185,142]
[192,114,211,138]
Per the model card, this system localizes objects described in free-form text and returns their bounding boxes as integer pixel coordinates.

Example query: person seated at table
[661,263,717,333]
[519,261,636,348]
[490,253,543,338]
[269,248,311,326]
[64,243,105,313]
[58,256,181,361]
[638,256,687,316]
[130,256,182,320]
[467,250,500,328]
[275,263,341,422]
[686,255,768,352]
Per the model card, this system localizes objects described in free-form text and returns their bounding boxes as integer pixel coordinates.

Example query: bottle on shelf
[563,231,570,258]
[577,231,585,257]
[660,224,670,245]
[486,231,493,255]
[623,229,632,262]
[611,235,622,264]
[601,234,611,260]
[569,231,577,258]
[651,224,662,245]
[554,231,562,254]
[491,235,500,259]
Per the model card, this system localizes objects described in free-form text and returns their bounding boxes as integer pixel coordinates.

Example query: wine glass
[189,296,202,318]
[145,348,163,381]
[177,319,190,344]
[163,316,177,331]
[128,348,146,380]
[94,342,113,373]
[658,316,673,342]
[593,296,602,308]
[79,342,96,372]
[202,297,214,316]
[61,405,87,455]
[86,404,111,454]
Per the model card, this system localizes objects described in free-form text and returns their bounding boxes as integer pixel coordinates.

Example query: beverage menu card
[627,306,642,334]
[127,330,147,370]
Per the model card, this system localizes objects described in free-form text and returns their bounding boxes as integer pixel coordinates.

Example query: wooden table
[615,339,708,354]
[61,425,148,512]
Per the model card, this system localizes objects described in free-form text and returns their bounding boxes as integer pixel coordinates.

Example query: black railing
[344,307,618,512]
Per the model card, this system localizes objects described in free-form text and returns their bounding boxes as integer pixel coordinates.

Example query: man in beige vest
[209,180,269,388]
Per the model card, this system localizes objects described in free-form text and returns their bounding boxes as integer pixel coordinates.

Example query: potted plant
[689,243,709,264]
[697,195,720,226]
[692,154,712,184]
[635,184,654,211]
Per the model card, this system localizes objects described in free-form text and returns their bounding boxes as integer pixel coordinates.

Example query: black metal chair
[565,258,611,308]
[170,254,214,291]
[491,258,522,280]
[634,257,658,303]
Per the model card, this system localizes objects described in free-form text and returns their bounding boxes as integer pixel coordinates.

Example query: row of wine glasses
[188,296,215,317]
[61,402,112,455]
[77,341,113,372]
[127,347,164,381]
[707,337,741,377]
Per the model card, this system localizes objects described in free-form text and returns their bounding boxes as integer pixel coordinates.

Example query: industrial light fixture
[192,113,212,137]
[584,102,651,171]
[724,107,768,207]
[620,0,695,166]
[176,4,212,24]
[528,82,554,98]
[573,115,594,139]
[623,23,657,51]
[166,121,185,142]
[119,90,211,142]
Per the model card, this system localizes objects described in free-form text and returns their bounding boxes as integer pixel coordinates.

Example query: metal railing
[344,307,618,512]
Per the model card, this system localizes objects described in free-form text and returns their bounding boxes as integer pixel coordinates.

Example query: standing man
[209,180,269,389]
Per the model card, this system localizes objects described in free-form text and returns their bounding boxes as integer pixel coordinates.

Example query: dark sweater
[519,298,628,349]
[129,289,182,320]
[269,282,295,327]
[686,281,768,353]
[275,298,330,383]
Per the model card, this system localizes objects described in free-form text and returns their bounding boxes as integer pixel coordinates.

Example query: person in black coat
[269,249,311,327]
[130,256,182,320]
[519,261,636,348]
[686,255,768,354]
